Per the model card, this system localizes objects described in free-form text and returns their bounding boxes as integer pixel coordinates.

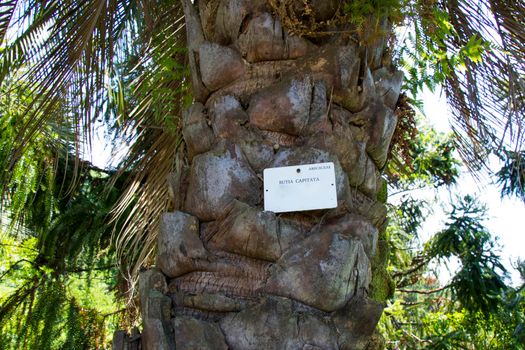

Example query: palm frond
[1,0,189,296]
[107,1,187,293]
[0,74,71,234]
[0,0,140,188]
[435,0,525,170]
[111,130,181,291]
[0,0,17,43]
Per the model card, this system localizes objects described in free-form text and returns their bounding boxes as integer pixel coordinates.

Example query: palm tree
[1,0,524,349]
[137,0,400,348]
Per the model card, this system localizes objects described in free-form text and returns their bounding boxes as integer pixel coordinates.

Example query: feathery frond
[0,1,17,43]
[0,0,188,294]
[0,0,141,188]
[107,1,187,292]
[420,0,525,170]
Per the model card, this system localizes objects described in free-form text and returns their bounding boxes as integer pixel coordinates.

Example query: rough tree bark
[135,1,402,349]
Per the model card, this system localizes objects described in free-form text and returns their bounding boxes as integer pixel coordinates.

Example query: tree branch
[0,259,35,280]
[103,308,127,319]
[397,284,450,294]
[65,265,116,274]
[402,329,433,344]
[392,257,430,278]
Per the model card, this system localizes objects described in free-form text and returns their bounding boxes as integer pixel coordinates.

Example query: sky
[419,88,525,286]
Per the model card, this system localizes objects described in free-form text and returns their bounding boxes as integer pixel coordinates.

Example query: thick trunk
[138,1,402,349]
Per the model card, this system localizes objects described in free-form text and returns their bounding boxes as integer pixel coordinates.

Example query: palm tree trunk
[137,1,402,349]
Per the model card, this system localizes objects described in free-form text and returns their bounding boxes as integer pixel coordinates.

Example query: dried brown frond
[107,1,187,303]
[111,129,181,303]
[267,0,353,38]
[387,93,419,180]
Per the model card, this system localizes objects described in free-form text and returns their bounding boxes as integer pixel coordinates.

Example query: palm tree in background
[1,0,524,348]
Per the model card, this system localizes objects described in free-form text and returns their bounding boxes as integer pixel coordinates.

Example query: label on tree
[263,162,337,213]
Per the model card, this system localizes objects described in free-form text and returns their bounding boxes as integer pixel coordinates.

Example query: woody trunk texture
[139,1,402,349]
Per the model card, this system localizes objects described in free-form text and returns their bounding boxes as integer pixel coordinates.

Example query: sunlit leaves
[388,122,460,188]
[343,0,404,27]
[384,116,523,348]
[383,192,524,348]
[0,75,64,235]
[399,7,490,97]
[1,75,125,347]
[0,165,125,349]
[459,34,485,64]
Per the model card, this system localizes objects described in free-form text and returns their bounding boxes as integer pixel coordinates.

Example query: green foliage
[0,75,63,234]
[496,149,525,201]
[0,167,126,349]
[428,195,507,315]
[396,0,525,171]
[398,5,491,98]
[410,128,459,186]
[343,0,404,27]
[0,253,121,349]
[383,117,523,348]
[381,278,525,349]
[383,168,523,348]
[2,0,187,323]
[386,195,429,279]
[388,121,460,188]
[0,73,126,349]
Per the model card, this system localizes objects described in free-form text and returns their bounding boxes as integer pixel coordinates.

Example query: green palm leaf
[0,1,18,43]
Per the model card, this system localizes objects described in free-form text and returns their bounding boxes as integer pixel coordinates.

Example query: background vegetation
[1,0,524,348]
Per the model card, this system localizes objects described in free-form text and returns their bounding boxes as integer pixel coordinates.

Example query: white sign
[263,162,337,213]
